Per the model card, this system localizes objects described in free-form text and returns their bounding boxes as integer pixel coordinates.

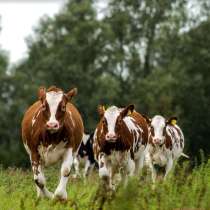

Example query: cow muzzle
[46,121,59,131]
[105,133,118,142]
[153,138,163,146]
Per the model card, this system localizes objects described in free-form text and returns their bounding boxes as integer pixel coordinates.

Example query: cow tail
[181,153,190,159]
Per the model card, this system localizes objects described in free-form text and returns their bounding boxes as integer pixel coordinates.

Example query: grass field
[0,160,209,210]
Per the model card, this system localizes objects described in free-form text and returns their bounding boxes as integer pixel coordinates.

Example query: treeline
[0,0,210,167]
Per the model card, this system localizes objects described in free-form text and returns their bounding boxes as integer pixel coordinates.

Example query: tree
[0,0,209,167]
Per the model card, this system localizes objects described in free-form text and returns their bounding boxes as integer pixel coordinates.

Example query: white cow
[143,115,188,182]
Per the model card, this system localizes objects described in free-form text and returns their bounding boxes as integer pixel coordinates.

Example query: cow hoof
[72,174,81,179]
[36,186,44,198]
[36,186,53,199]
[53,189,67,201]
[99,167,109,178]
[45,190,53,199]
[72,174,77,179]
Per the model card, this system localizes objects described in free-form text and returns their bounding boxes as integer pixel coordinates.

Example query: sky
[0,0,66,63]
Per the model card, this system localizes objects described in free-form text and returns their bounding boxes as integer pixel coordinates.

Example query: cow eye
[102,119,107,126]
[42,103,46,111]
[119,117,123,123]
[61,105,66,112]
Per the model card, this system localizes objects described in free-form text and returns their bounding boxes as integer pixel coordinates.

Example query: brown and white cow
[93,105,148,189]
[21,86,84,200]
[143,115,187,182]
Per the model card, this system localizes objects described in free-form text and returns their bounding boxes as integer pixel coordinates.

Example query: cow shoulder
[93,124,104,160]
[65,103,83,129]
[165,135,173,150]
[167,124,184,150]
[65,102,84,151]
[95,121,105,145]
[22,101,42,142]
[22,101,42,124]
[129,111,148,145]
[165,125,175,150]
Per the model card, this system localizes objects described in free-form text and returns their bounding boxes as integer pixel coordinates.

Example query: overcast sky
[0,1,199,64]
[0,0,66,63]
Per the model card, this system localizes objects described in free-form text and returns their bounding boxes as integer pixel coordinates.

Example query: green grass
[0,160,210,210]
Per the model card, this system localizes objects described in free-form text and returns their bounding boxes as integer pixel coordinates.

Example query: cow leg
[98,153,112,189]
[127,156,135,176]
[122,155,135,187]
[139,151,145,171]
[145,152,157,183]
[164,157,173,180]
[35,165,53,198]
[98,153,109,179]
[54,148,73,200]
[87,163,95,177]
[83,159,91,177]
[110,167,121,190]
[134,146,145,175]
[151,164,157,183]
[73,156,80,178]
[31,151,53,199]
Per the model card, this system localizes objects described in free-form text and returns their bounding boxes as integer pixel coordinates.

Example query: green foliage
[0,161,210,210]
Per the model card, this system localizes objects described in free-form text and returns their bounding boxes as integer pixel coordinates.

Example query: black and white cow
[73,132,97,178]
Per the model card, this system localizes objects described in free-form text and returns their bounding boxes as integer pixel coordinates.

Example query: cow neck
[100,126,133,155]
[149,136,172,150]
[164,126,173,150]
[99,139,131,155]
[40,126,67,146]
[173,126,184,148]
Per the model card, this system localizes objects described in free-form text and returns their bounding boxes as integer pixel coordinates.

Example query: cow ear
[166,117,178,125]
[121,104,135,118]
[66,88,77,100]
[98,105,105,118]
[38,86,46,102]
[142,114,151,124]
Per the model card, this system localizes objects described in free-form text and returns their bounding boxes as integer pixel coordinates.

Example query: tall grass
[0,160,209,210]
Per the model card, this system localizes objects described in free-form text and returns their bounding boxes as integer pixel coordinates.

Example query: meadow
[0,159,209,210]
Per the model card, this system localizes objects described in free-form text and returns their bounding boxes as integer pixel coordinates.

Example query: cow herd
[21,86,188,201]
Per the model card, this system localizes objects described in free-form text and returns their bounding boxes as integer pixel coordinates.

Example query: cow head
[98,104,134,142]
[38,86,77,132]
[143,115,177,146]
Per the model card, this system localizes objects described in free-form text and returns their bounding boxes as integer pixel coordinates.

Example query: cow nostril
[106,133,117,140]
[53,123,58,128]
[154,138,161,144]
[47,122,59,129]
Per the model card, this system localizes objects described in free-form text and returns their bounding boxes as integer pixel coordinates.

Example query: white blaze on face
[104,106,121,136]
[151,115,166,143]
[46,91,63,125]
